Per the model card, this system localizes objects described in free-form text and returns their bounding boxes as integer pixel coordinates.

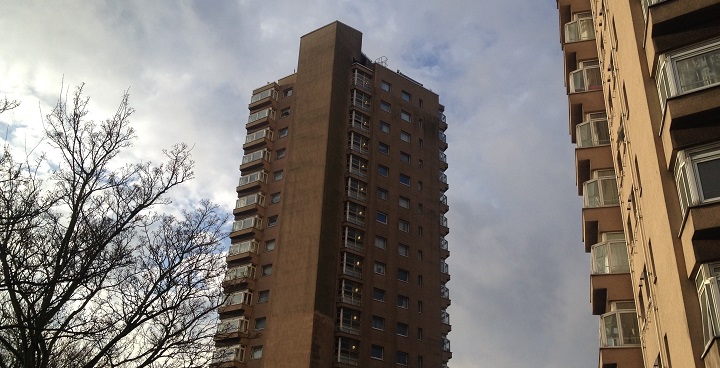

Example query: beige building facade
[211,22,451,368]
[557,0,720,367]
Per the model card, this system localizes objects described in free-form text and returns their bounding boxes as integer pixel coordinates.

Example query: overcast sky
[1,1,597,367]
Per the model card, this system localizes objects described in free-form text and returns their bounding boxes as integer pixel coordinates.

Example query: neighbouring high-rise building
[557,0,720,367]
[211,22,451,368]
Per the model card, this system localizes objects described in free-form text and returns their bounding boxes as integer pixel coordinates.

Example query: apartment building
[557,0,720,367]
[211,22,451,368]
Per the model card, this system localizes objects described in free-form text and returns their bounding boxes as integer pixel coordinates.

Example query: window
[569,60,602,93]
[397,269,409,282]
[262,264,273,276]
[280,107,290,118]
[284,88,293,97]
[576,112,610,148]
[255,317,266,330]
[376,211,388,224]
[270,192,281,204]
[417,274,423,286]
[400,174,410,186]
[373,288,386,302]
[276,149,286,159]
[564,11,595,43]
[600,301,641,347]
[380,121,390,133]
[674,143,720,217]
[375,236,387,249]
[397,295,409,309]
[417,300,423,313]
[401,90,411,101]
[380,81,391,92]
[417,250,423,260]
[396,351,409,366]
[417,226,423,237]
[377,187,388,200]
[257,290,269,303]
[267,215,278,227]
[400,151,411,164]
[400,111,411,122]
[418,203,423,214]
[265,239,276,252]
[398,244,409,257]
[371,345,384,360]
[419,98,424,108]
[417,180,423,191]
[417,328,423,341]
[419,138,423,148]
[399,196,410,208]
[591,232,629,274]
[656,39,720,108]
[273,170,283,181]
[372,315,385,330]
[399,220,410,233]
[379,143,390,155]
[584,170,619,208]
[378,165,389,177]
[374,262,386,275]
[250,346,263,359]
[250,88,278,104]
[396,322,409,336]
[400,130,411,142]
[696,262,720,348]
[278,127,289,138]
[380,101,391,112]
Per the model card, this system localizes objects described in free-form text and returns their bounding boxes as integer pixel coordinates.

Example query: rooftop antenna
[375,56,388,67]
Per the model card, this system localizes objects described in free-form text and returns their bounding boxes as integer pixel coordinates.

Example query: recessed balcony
[351,69,373,92]
[350,89,371,112]
[338,279,362,307]
[337,307,361,336]
[349,110,371,133]
[342,226,364,252]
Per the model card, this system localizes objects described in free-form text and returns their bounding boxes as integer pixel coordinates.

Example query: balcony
[342,226,364,252]
[441,309,451,328]
[439,131,448,150]
[211,345,246,366]
[569,64,602,94]
[440,193,449,213]
[249,85,278,109]
[348,132,369,155]
[233,193,265,215]
[441,335,453,360]
[349,110,370,133]
[576,118,610,148]
[440,172,449,192]
[218,290,253,314]
[440,259,451,282]
[591,237,629,275]
[441,284,451,307]
[230,216,263,238]
[246,107,275,129]
[439,150,448,171]
[564,16,594,44]
[337,307,361,335]
[439,111,448,131]
[347,155,368,178]
[237,170,268,192]
[334,337,359,366]
[338,279,362,306]
[340,252,363,279]
[352,69,373,92]
[351,90,371,112]
[440,215,449,235]
[583,177,619,208]
[215,317,250,341]
[227,240,260,263]
[223,264,256,288]
[239,149,270,171]
[644,0,720,44]
[600,310,641,347]
[344,202,366,226]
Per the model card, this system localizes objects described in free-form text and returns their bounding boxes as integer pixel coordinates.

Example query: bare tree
[0,85,227,368]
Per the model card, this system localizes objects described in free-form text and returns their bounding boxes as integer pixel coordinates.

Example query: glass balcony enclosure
[570,60,602,93]
[440,237,449,250]
[232,215,263,232]
[440,259,449,274]
[344,201,366,226]
[441,284,450,299]
[250,88,277,104]
[236,193,265,209]
[695,262,720,348]
[600,301,640,347]
[441,309,450,325]
[337,307,361,335]
[439,150,448,163]
[348,132,369,154]
[248,107,275,124]
[351,89,372,111]
[657,40,720,107]
[245,127,272,144]
[348,155,368,178]
[342,226,364,251]
[340,252,363,278]
[223,290,253,307]
[352,69,373,91]
[584,170,619,207]
[442,336,451,352]
[349,110,371,132]
[241,149,270,165]
[225,264,257,282]
[216,317,250,335]
[335,337,359,366]
[674,142,720,216]
[238,170,268,186]
[565,12,595,43]
[212,345,246,364]
[339,279,362,306]
[591,232,630,274]
[229,240,260,256]
[346,177,367,201]
[577,113,610,148]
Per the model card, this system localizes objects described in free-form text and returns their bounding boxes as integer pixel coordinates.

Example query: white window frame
[599,301,640,347]
[245,128,273,144]
[238,170,268,186]
[674,142,720,217]
[229,240,260,256]
[583,170,619,208]
[250,88,278,104]
[576,112,610,148]
[696,262,720,350]
[591,232,629,274]
[569,60,602,93]
[656,38,720,110]
[248,107,275,123]
[236,193,265,209]
[564,11,595,43]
